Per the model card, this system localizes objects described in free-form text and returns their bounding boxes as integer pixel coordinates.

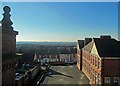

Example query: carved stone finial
[2,6,13,30]
[3,6,11,13]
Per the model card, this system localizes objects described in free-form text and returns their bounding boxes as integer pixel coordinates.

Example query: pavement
[42,65,90,85]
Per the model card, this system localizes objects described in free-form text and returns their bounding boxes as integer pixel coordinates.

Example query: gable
[77,41,80,50]
[91,43,99,56]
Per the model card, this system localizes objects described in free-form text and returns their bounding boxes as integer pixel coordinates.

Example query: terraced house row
[77,35,120,86]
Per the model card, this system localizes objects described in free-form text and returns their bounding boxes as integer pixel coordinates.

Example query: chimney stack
[100,35,111,39]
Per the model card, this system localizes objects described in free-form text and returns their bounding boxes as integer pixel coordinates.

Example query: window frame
[104,77,110,84]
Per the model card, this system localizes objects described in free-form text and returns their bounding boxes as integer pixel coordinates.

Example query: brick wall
[2,66,15,85]
[82,50,102,85]
[103,59,120,85]
[77,49,82,70]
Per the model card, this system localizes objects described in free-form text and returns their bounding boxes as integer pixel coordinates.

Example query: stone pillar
[0,6,18,85]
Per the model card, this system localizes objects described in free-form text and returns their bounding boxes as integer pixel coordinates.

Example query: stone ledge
[1,28,18,35]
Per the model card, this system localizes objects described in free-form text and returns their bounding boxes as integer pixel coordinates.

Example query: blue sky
[1,2,118,42]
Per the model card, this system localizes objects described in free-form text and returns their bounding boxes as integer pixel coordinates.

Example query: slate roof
[94,38,120,57]
[78,40,84,49]
[83,38,120,57]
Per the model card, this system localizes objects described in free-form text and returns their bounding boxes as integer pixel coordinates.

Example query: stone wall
[1,6,18,85]
[2,65,16,85]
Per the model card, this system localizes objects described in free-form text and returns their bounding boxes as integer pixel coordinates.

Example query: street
[42,65,90,85]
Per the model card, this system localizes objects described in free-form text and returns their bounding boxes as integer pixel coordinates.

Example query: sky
[1,0,120,2]
[0,2,118,42]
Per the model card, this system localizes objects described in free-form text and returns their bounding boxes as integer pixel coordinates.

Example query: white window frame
[114,77,120,83]
[104,77,110,84]
[97,74,101,84]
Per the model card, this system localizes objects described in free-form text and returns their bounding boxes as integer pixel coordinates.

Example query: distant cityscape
[16,41,77,64]
[0,2,120,86]
[16,42,76,45]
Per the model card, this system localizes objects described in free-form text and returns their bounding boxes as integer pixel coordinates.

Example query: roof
[83,38,120,57]
[94,38,120,57]
[82,40,94,53]
[15,73,23,80]
[84,38,92,46]
[78,40,84,49]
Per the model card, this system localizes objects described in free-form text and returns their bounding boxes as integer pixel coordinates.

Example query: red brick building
[77,38,92,70]
[77,40,84,70]
[77,36,120,86]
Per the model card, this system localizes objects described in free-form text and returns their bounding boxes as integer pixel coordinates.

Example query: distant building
[0,6,19,85]
[77,38,92,70]
[48,55,59,63]
[77,35,120,86]
[33,47,77,65]
[33,53,38,62]
[60,48,77,64]
[33,53,59,65]
[60,49,71,63]
[69,48,77,63]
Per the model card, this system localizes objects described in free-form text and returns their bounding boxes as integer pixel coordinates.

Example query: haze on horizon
[1,2,118,42]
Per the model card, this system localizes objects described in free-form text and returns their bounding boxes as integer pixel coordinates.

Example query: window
[88,54,90,61]
[114,77,120,86]
[90,71,92,80]
[97,74,101,85]
[93,57,94,65]
[104,77,110,84]
[98,57,100,69]
[91,57,92,63]
[95,58,97,67]
[88,65,90,74]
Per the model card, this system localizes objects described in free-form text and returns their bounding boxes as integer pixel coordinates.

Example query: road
[42,65,90,85]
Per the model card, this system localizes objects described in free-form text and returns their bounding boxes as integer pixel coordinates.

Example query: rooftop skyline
[1,2,118,42]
